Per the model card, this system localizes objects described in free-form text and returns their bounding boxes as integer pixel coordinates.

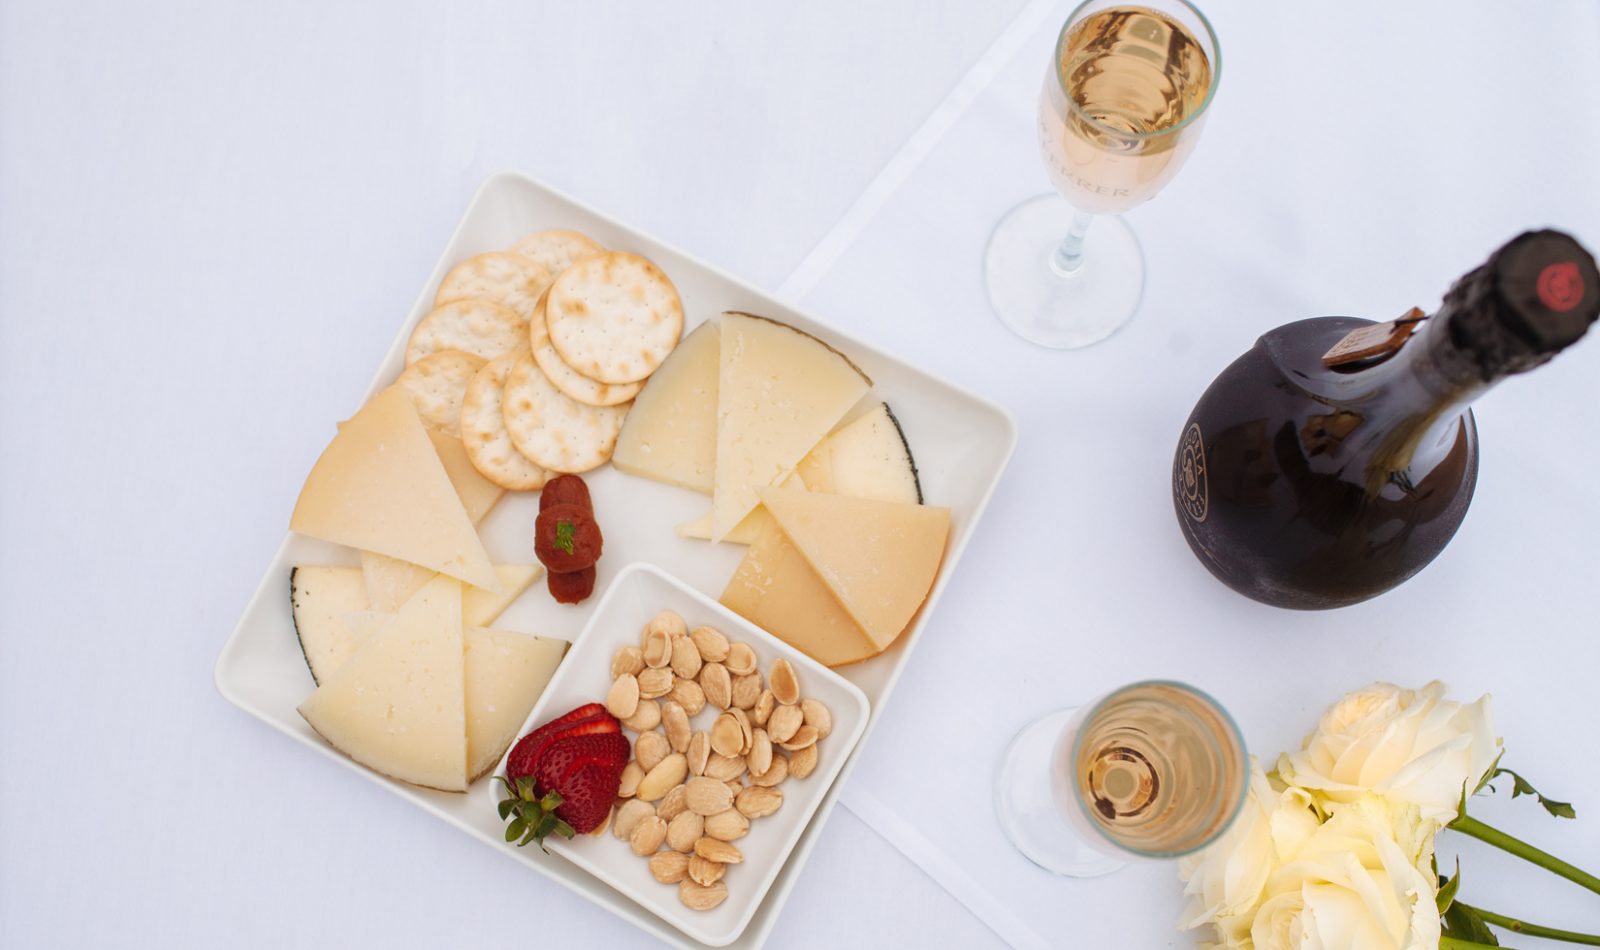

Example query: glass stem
[1049,210,1097,278]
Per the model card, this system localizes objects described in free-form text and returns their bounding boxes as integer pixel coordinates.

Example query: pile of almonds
[599,609,833,911]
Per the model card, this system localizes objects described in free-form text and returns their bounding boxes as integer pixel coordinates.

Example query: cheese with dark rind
[289,566,370,685]
[794,402,921,504]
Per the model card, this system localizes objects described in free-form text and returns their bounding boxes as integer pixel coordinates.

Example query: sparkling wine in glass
[986,1,1220,349]
[994,681,1247,876]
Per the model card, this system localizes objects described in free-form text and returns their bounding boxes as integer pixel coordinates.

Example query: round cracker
[434,251,551,323]
[546,252,684,384]
[529,287,551,352]
[511,229,605,277]
[501,353,630,473]
[406,299,526,366]
[533,338,641,407]
[460,353,550,490]
[395,350,486,437]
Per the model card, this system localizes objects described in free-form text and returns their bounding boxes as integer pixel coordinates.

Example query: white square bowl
[494,562,869,947]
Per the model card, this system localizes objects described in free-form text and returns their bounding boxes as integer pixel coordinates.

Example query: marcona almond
[666,811,704,852]
[642,628,672,668]
[662,701,691,752]
[693,837,743,864]
[670,635,703,679]
[656,783,689,821]
[605,674,640,719]
[699,662,731,710]
[747,728,773,777]
[710,712,743,758]
[749,755,788,787]
[669,677,707,716]
[705,752,747,782]
[647,609,689,640]
[690,626,729,662]
[637,753,687,801]
[637,666,674,699]
[725,642,757,676]
[649,850,690,884]
[635,730,671,772]
[611,645,645,678]
[736,785,783,819]
[704,809,750,842]
[752,689,776,726]
[726,777,745,796]
[788,743,819,779]
[613,799,655,840]
[779,724,818,752]
[678,880,728,911]
[629,815,667,856]
[800,698,832,738]
[685,776,733,816]
[769,658,800,705]
[687,731,710,776]
[731,673,761,710]
[621,698,661,732]
[618,761,644,798]
[767,703,803,743]
[730,707,754,753]
[687,854,725,887]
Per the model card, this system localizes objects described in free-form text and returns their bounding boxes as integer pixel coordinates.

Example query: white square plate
[498,563,870,946]
[214,170,1017,948]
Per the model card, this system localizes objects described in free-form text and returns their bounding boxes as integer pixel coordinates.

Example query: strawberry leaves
[497,775,576,853]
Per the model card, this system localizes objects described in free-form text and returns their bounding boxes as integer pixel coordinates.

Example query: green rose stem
[1454,903,1600,946]
[1451,815,1600,895]
[1441,938,1512,950]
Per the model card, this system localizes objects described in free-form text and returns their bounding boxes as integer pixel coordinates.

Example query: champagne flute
[994,680,1247,876]
[985,0,1220,349]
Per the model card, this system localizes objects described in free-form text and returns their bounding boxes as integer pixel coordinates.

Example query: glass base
[993,708,1126,877]
[984,194,1145,350]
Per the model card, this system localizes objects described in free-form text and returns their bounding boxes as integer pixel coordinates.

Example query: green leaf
[505,817,528,843]
[516,775,539,800]
[1442,901,1500,946]
[541,790,565,811]
[1437,858,1462,915]
[1493,768,1576,820]
[1474,749,1507,795]
[497,798,517,821]
[554,520,576,555]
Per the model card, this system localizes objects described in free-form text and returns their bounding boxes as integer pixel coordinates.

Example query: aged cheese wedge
[462,564,542,627]
[289,566,370,685]
[612,320,719,494]
[794,403,922,504]
[290,387,499,592]
[463,626,569,780]
[712,313,871,541]
[361,552,437,612]
[425,428,503,524]
[758,487,950,651]
[361,557,542,621]
[720,524,878,667]
[298,575,468,792]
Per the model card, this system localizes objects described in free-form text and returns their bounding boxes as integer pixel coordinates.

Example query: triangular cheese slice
[721,523,878,667]
[299,575,468,792]
[462,564,543,627]
[290,386,499,592]
[464,627,569,780]
[361,551,437,612]
[677,475,803,545]
[426,427,504,524]
[361,555,540,621]
[758,487,950,651]
[712,313,871,541]
[289,566,370,684]
[613,320,720,494]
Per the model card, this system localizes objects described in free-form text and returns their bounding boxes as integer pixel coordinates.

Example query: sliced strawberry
[505,706,620,782]
[498,732,630,848]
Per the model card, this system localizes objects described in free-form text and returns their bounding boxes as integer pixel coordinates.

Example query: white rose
[1250,796,1440,950]
[1179,762,1322,948]
[1278,681,1500,823]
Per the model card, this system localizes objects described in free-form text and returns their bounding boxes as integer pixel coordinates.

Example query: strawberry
[499,729,629,850]
[505,707,619,782]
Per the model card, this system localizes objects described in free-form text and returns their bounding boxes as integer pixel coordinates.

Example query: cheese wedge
[795,403,921,504]
[462,564,542,627]
[677,474,804,545]
[361,552,437,612]
[426,427,503,524]
[289,566,371,684]
[612,320,720,494]
[464,627,569,780]
[291,387,499,592]
[361,556,541,622]
[298,575,468,792]
[720,523,878,667]
[712,313,871,541]
[758,487,950,651]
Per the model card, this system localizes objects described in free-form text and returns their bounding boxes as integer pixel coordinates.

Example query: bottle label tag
[1321,308,1427,367]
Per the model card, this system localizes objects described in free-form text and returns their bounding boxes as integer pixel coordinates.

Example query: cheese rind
[720,524,878,667]
[290,387,499,592]
[289,566,371,685]
[612,320,720,493]
[758,487,950,651]
[426,427,504,524]
[712,314,871,541]
[795,402,921,504]
[464,627,569,779]
[298,575,469,792]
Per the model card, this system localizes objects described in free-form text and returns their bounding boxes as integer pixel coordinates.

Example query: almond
[800,698,832,738]
[611,645,645,678]
[637,752,687,801]
[666,811,704,853]
[605,673,640,719]
[725,642,757,676]
[705,752,747,782]
[643,628,672,668]
[704,809,749,842]
[637,666,674,699]
[735,785,783,819]
[693,837,743,864]
[731,672,761,710]
[788,743,819,779]
[710,712,744,758]
[669,677,707,716]
[699,662,731,710]
[678,880,728,911]
[617,761,644,798]
[656,783,689,821]
[767,703,803,743]
[621,698,661,732]
[635,730,671,772]
[769,658,800,705]
[747,728,773,777]
[649,850,690,884]
[647,609,688,640]
[687,731,711,777]
[685,776,733,816]
[629,815,667,856]
[690,625,730,663]
[752,689,776,727]
[662,701,692,753]
[749,755,789,787]
[613,799,654,840]
[687,855,725,887]
[779,724,818,752]
[731,707,754,753]
[670,635,703,679]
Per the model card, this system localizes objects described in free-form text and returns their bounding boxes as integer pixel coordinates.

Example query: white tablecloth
[3,2,1597,948]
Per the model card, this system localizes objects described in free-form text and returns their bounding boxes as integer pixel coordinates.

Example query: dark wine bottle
[1173,230,1599,609]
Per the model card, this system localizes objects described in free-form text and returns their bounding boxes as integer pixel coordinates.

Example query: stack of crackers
[395,230,685,491]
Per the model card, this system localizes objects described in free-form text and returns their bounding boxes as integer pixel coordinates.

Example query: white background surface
[3,2,1598,948]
